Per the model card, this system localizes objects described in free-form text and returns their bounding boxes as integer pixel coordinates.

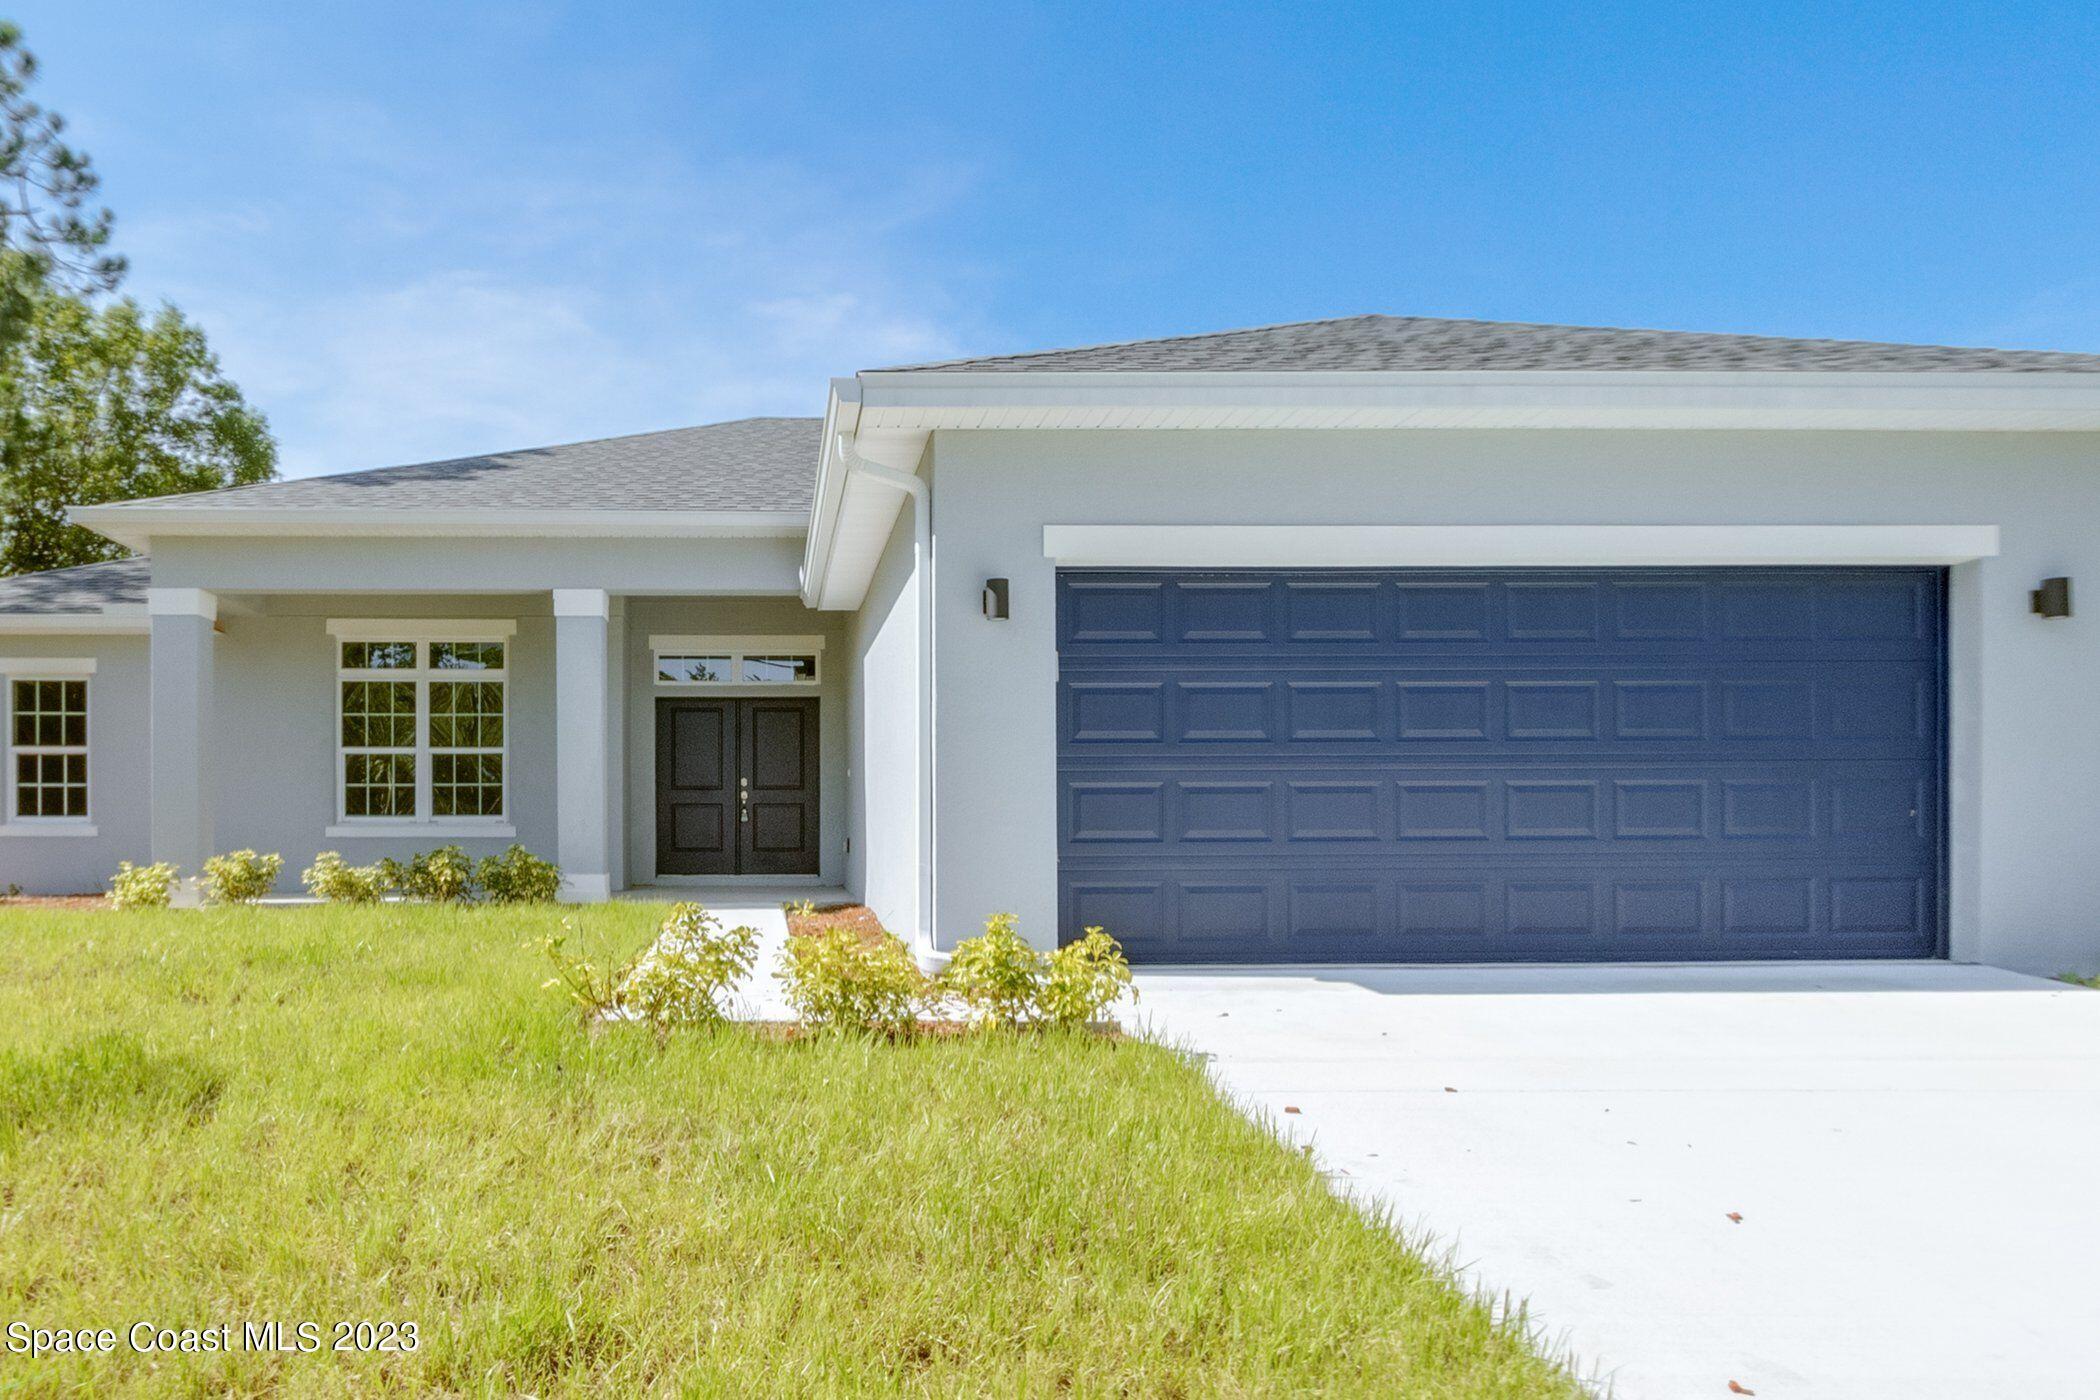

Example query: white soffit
[1042,524,2003,569]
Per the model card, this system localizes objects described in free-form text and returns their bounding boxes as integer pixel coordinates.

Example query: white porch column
[147,588,217,906]
[553,589,612,901]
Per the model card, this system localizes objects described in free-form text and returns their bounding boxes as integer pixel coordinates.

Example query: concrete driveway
[1134,962,2100,1400]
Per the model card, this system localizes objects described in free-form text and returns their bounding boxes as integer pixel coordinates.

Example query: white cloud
[116,118,989,477]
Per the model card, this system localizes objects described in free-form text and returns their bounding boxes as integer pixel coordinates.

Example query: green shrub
[107,861,178,910]
[940,916,1137,1028]
[381,845,477,904]
[200,850,283,904]
[1041,927,1137,1026]
[616,903,760,1032]
[940,912,1046,1027]
[536,922,622,1020]
[476,844,563,904]
[300,851,389,904]
[776,924,929,1034]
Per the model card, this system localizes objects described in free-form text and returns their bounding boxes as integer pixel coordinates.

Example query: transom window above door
[651,635,822,687]
[330,620,516,829]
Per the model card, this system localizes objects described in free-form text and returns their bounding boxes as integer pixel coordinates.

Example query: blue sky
[13,2,2100,478]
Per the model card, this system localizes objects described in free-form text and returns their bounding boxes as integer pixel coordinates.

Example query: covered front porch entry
[144,588,847,902]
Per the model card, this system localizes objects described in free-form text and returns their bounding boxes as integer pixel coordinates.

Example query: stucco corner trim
[146,588,218,621]
[1041,523,2003,569]
[552,589,611,619]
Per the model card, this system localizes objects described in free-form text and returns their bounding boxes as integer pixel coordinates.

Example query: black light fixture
[2032,577,2073,618]
[982,577,1010,620]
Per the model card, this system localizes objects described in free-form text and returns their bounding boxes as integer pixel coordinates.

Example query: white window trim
[1040,523,2004,568]
[328,618,519,641]
[649,634,824,688]
[2,665,95,833]
[331,623,515,834]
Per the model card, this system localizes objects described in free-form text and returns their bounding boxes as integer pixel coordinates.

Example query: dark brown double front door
[655,697,820,876]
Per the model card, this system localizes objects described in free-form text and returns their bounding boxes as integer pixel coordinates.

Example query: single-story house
[4,314,2099,974]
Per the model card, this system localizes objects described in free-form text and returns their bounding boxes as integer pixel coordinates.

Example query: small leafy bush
[1041,927,1137,1026]
[777,924,929,1034]
[108,861,178,910]
[940,912,1044,1028]
[300,851,388,904]
[476,844,563,904]
[381,845,477,904]
[940,915,1137,1028]
[617,903,760,1032]
[537,922,622,1020]
[200,850,283,905]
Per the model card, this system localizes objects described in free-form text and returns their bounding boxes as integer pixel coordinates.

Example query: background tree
[1,20,123,307]
[0,267,275,573]
[0,22,275,575]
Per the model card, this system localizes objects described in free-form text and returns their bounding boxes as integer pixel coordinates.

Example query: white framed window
[329,621,515,830]
[4,662,93,827]
[651,635,823,687]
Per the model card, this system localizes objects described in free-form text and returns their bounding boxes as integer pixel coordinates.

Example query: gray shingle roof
[0,557,147,613]
[880,314,2100,373]
[113,417,822,513]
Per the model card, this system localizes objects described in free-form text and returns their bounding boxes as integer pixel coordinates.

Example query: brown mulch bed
[0,894,106,911]
[783,901,890,944]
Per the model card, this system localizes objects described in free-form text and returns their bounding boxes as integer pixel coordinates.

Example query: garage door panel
[1063,670,1937,755]
[1061,763,1937,857]
[1060,567,1945,962]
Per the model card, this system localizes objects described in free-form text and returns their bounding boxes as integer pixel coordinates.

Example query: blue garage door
[1056,568,1945,963]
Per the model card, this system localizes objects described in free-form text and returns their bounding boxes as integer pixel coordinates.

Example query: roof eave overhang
[800,379,931,609]
[68,506,810,555]
[849,368,2100,432]
[799,367,2100,611]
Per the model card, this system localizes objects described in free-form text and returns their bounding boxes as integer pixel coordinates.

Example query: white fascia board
[1043,524,2003,569]
[799,380,928,610]
[0,611,149,636]
[853,369,2100,431]
[69,506,810,554]
[798,382,855,608]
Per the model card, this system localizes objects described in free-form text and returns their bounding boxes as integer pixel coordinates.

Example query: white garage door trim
[1042,524,2001,569]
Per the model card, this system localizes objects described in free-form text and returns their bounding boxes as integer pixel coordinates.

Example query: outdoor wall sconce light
[982,578,1010,619]
[2032,577,2073,618]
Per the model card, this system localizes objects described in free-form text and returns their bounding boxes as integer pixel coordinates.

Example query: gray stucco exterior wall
[845,500,926,945]
[925,428,2100,976]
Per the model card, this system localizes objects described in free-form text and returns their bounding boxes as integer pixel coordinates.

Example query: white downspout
[835,433,938,962]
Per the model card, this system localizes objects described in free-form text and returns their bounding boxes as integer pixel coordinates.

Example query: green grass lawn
[0,904,1578,1396]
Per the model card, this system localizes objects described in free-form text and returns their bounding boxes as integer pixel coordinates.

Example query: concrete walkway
[1133,961,2100,1400]
[619,885,850,1021]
